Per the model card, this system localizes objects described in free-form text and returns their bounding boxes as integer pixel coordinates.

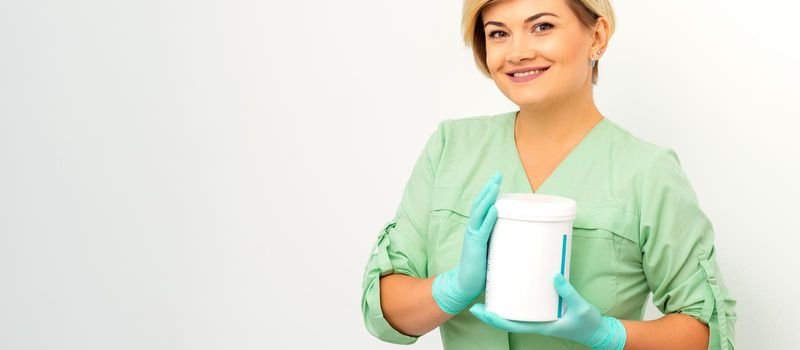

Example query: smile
[506,67,549,83]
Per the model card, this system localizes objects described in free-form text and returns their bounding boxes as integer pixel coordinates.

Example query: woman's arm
[379,173,504,337]
[469,273,712,350]
[621,313,709,350]
[636,149,736,348]
[379,274,454,336]
[381,273,712,348]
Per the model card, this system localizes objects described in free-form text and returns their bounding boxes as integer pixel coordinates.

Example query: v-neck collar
[505,110,607,194]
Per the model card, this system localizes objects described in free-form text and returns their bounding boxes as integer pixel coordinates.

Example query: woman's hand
[431,171,503,314]
[469,273,627,350]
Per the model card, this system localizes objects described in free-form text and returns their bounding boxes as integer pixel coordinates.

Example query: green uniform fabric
[360,110,737,349]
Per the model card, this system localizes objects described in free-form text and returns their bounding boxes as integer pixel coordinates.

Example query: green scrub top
[360,110,737,349]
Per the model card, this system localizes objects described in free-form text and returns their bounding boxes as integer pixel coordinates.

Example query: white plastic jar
[485,193,577,322]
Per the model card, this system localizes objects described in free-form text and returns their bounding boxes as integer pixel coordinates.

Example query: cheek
[486,50,504,75]
[539,37,582,66]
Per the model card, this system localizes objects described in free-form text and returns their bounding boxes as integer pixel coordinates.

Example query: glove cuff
[590,316,627,350]
[431,269,474,315]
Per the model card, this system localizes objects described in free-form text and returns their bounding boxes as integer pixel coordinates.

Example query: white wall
[1,0,797,348]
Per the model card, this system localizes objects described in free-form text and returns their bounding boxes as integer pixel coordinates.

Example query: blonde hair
[462,0,616,84]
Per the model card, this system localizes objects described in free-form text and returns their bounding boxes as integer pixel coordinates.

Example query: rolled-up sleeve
[638,148,737,350]
[360,121,446,344]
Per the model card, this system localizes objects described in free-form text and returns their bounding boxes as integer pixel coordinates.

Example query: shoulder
[437,110,511,136]
[596,119,693,210]
[417,111,510,167]
[602,120,694,209]
[601,118,683,174]
[430,110,513,150]
[603,119,672,157]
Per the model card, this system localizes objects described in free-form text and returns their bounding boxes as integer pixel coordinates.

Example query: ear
[589,16,610,60]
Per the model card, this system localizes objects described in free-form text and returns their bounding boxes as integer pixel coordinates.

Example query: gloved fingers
[469,303,555,334]
[468,182,499,232]
[470,171,504,213]
[490,170,503,185]
[553,273,586,310]
[471,179,493,213]
[478,204,498,238]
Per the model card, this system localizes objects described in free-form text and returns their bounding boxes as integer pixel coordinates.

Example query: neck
[515,85,603,146]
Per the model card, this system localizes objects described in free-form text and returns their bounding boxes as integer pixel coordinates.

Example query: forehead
[482,0,571,22]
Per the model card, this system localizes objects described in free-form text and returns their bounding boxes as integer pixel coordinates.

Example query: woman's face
[482,0,598,109]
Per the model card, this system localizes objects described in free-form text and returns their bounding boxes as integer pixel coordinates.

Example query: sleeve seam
[635,147,678,251]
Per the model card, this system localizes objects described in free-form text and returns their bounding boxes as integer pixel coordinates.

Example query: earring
[590,49,603,68]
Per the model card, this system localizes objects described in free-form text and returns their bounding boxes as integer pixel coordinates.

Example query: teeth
[513,69,546,77]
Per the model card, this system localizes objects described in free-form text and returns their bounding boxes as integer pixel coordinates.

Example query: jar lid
[494,193,577,222]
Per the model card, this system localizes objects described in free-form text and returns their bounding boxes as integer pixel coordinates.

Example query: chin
[509,92,550,107]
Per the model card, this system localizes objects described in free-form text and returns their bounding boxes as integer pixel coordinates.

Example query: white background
[1,0,798,349]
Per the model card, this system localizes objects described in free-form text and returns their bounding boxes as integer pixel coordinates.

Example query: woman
[360,0,737,349]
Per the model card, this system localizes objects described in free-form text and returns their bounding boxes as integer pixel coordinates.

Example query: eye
[532,22,554,32]
[488,30,508,39]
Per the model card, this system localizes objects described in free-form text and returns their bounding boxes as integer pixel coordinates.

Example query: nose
[507,35,535,63]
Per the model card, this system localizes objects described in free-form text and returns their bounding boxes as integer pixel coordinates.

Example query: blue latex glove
[469,273,627,350]
[431,171,503,314]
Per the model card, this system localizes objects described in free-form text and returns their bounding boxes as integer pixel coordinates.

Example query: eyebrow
[484,12,559,28]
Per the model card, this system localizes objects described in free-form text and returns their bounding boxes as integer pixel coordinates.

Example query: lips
[506,66,549,83]
[505,66,550,76]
